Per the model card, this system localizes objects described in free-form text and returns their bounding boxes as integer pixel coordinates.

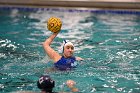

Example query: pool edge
[0,0,140,9]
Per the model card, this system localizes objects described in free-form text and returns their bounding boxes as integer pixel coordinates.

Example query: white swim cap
[64,41,74,47]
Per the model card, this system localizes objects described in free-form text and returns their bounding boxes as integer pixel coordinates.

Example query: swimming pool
[0,6,140,93]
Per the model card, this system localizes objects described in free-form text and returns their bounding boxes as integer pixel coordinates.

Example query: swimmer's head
[63,40,74,50]
[37,75,55,92]
[62,40,74,57]
[59,40,74,53]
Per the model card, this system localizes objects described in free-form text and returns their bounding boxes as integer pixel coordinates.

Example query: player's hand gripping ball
[47,17,62,33]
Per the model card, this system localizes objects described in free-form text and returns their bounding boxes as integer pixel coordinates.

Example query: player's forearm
[44,33,58,46]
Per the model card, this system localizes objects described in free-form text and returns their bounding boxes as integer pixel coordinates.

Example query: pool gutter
[0,0,140,9]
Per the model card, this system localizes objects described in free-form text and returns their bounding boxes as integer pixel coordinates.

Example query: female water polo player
[43,32,83,70]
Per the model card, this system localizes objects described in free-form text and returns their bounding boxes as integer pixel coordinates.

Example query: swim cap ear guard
[37,75,55,92]
[62,40,67,53]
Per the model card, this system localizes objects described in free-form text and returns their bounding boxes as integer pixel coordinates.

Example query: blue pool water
[0,7,140,93]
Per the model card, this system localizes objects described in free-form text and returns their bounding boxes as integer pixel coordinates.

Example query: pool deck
[0,0,140,9]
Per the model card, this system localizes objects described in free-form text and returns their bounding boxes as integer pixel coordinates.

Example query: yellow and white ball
[47,17,62,33]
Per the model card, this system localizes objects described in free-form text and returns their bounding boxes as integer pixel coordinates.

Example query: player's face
[63,45,74,57]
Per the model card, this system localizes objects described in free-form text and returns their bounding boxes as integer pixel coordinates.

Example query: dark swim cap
[37,75,55,92]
